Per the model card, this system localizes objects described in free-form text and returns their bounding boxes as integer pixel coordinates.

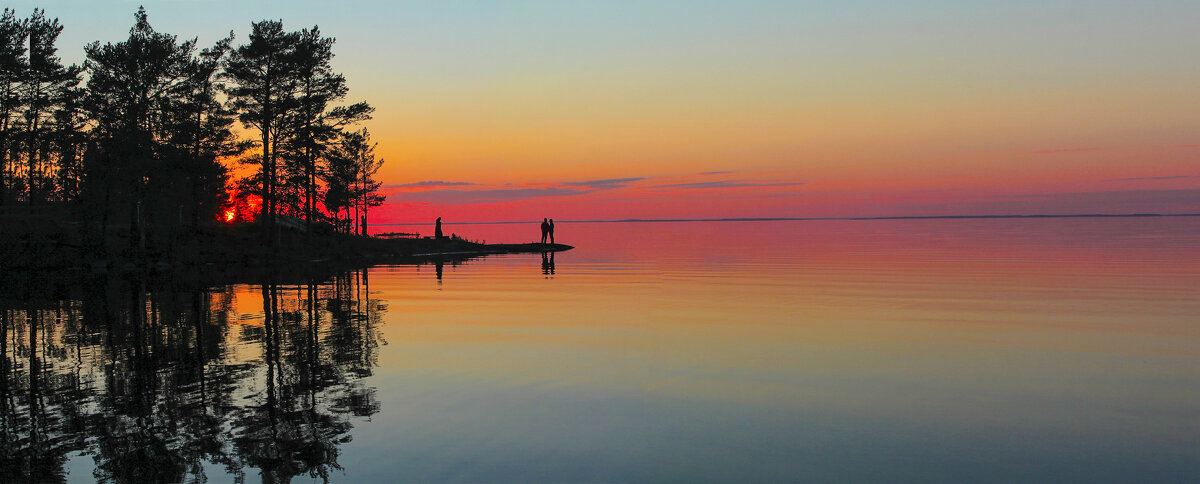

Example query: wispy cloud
[560,177,645,189]
[1032,148,1100,154]
[969,188,1200,201]
[387,176,647,205]
[386,180,479,188]
[700,171,733,175]
[653,181,805,189]
[390,187,589,205]
[1115,175,1200,181]
[386,174,804,206]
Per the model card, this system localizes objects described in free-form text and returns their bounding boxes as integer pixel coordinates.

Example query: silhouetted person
[548,219,555,244]
[435,217,443,239]
[540,218,549,244]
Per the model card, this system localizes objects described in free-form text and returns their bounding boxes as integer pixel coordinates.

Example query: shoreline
[0,221,572,273]
[368,212,1200,226]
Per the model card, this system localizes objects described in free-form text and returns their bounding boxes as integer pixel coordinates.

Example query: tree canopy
[0,7,386,249]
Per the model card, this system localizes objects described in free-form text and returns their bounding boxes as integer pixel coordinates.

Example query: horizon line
[373,212,1200,226]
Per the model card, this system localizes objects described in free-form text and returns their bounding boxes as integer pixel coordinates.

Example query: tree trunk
[190,106,203,229]
[0,86,9,207]
[26,83,40,206]
[261,122,273,244]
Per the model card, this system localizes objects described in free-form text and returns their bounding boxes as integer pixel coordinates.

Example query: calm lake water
[3,218,1198,482]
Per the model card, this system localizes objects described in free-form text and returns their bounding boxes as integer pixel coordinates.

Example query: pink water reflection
[340,218,1200,481]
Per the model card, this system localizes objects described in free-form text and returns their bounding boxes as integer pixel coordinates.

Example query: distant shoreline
[374,213,1200,226]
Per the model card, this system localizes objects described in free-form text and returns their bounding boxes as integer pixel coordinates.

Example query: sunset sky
[13,1,1200,222]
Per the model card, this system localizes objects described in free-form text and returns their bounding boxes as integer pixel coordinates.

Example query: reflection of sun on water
[229,285,265,323]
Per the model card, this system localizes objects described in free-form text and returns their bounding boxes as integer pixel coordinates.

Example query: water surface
[3,218,1198,482]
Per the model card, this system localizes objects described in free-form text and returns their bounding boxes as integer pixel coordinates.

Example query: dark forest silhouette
[0,7,385,252]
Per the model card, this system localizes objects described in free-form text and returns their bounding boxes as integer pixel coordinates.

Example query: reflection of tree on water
[0,273,87,482]
[0,269,384,482]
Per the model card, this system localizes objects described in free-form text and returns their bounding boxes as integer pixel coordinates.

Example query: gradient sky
[11,1,1200,221]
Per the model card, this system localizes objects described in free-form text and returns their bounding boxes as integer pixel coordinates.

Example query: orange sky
[358,2,1200,222]
[11,1,1200,222]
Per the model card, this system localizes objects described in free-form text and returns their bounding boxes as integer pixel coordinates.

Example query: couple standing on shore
[540,218,555,244]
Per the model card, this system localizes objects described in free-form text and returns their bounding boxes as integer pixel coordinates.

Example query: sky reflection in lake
[3,218,1198,482]
[346,218,1198,482]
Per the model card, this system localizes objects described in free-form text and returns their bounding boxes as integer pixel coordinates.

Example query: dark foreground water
[2,218,1198,482]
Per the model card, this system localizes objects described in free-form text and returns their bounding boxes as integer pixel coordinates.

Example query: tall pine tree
[224,20,299,243]
[83,7,199,250]
[0,9,25,206]
[283,26,372,229]
[19,9,81,205]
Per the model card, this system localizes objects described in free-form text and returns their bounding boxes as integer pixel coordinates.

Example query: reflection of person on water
[435,259,444,283]
[548,219,555,244]
[435,217,443,239]
[541,251,555,275]
[540,218,549,244]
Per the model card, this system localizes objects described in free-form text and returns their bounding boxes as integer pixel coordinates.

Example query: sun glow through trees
[219,192,263,224]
